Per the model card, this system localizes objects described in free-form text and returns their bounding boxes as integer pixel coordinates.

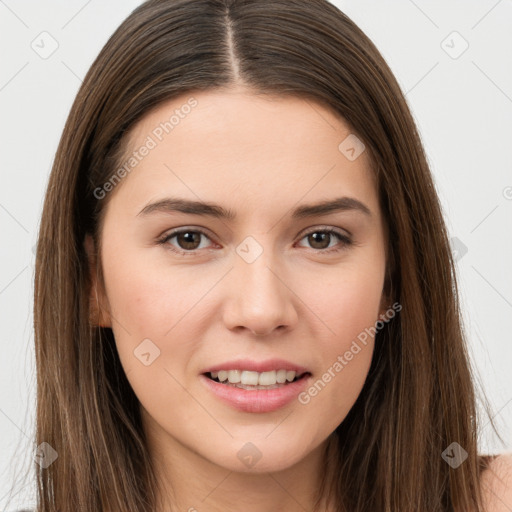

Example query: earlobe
[84,234,112,328]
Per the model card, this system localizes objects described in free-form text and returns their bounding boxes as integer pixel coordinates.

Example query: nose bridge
[222,234,297,334]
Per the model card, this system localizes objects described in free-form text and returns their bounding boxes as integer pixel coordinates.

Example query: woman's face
[87,88,389,475]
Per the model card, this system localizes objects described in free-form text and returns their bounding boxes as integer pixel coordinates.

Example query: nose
[222,249,298,337]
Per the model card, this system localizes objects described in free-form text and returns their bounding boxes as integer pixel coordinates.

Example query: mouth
[203,369,311,390]
[200,368,312,413]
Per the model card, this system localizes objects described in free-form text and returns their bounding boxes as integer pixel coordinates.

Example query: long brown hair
[27,0,497,509]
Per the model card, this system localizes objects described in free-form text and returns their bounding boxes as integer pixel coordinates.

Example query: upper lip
[201,358,310,375]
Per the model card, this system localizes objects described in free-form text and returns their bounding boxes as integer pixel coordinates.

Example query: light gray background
[1,0,511,509]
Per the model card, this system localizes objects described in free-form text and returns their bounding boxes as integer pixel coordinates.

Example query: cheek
[298,341,373,439]
[102,241,207,337]
[297,308,376,435]
[100,243,212,389]
[294,259,383,422]
[102,259,207,423]
[297,254,385,346]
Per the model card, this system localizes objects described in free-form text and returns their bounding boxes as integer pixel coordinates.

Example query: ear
[84,234,112,328]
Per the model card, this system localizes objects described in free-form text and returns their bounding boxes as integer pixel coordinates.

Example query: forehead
[106,89,379,222]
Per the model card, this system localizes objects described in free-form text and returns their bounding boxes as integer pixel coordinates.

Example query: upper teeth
[210,369,298,386]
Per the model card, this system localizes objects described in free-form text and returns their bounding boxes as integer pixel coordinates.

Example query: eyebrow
[137,196,372,220]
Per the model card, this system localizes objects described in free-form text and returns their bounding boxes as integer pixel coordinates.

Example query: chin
[201,432,319,474]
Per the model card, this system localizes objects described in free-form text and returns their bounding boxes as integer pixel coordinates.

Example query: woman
[23,0,512,510]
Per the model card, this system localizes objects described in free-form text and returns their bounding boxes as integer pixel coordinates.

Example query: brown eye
[297,229,352,253]
[159,229,213,254]
[306,232,332,250]
[175,231,203,250]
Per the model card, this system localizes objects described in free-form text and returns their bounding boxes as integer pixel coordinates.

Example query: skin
[481,454,512,512]
[85,86,391,512]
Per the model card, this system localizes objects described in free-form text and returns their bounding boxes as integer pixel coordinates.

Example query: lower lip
[200,373,311,413]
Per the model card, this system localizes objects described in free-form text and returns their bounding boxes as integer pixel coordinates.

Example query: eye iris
[308,232,331,249]
[177,231,201,250]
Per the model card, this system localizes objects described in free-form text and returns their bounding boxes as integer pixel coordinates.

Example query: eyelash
[156,227,353,256]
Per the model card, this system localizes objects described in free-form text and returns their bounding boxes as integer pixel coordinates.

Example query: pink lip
[200,373,312,413]
[201,358,309,374]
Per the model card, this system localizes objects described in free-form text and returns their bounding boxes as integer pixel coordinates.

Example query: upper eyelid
[162,224,349,236]
[299,225,351,238]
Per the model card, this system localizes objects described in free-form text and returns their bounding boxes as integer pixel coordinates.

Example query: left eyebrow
[137,196,372,220]
[291,196,372,219]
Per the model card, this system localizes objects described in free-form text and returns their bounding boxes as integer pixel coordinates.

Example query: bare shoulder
[481,453,512,512]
